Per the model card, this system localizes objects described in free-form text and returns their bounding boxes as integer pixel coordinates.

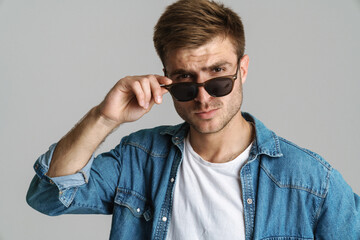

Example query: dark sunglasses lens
[205,78,234,97]
[170,83,198,101]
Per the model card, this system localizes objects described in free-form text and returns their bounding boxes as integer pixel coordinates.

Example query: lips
[194,109,218,119]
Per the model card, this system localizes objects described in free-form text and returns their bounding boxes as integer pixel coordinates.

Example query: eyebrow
[169,69,196,77]
[168,60,233,77]
[206,61,232,71]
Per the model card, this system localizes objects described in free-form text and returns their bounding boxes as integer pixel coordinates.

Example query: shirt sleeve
[26,142,122,215]
[33,143,95,191]
[314,169,360,239]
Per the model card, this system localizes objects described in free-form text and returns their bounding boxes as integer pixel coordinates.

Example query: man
[26,0,359,239]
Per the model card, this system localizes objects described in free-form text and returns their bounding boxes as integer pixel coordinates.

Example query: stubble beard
[174,87,243,135]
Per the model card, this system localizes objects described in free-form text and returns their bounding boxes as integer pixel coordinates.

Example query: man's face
[164,36,249,134]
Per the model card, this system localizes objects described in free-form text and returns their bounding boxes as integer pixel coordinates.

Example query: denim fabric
[26,112,360,240]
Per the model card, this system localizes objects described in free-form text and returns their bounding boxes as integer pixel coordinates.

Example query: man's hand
[97,75,172,127]
[46,74,172,177]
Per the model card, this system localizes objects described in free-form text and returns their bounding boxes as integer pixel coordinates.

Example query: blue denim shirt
[27,113,360,239]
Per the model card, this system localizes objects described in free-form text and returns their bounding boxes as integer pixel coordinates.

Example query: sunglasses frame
[161,60,241,102]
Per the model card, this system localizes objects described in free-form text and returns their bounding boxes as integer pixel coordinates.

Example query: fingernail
[156,96,162,104]
[140,100,145,107]
[144,102,149,109]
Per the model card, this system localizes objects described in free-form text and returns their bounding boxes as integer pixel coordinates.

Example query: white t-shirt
[166,136,252,240]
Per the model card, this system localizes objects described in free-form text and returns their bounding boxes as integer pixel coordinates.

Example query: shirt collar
[242,112,283,158]
[160,112,283,158]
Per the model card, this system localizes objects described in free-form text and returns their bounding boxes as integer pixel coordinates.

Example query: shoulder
[260,136,332,198]
[277,136,332,171]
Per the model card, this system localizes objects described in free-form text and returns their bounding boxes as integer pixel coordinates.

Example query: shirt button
[136,208,141,213]
[247,198,253,204]
[170,178,175,183]
[162,216,167,222]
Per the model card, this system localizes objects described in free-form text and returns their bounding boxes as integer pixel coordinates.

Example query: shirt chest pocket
[114,187,153,221]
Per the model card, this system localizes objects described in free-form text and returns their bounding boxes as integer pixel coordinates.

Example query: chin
[190,120,225,134]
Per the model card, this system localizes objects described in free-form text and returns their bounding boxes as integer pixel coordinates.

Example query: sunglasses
[161,62,240,102]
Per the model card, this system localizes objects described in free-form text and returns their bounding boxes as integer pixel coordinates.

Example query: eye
[181,74,191,78]
[213,67,224,73]
[176,74,192,80]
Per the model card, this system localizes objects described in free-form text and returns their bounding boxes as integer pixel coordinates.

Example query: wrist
[92,106,121,132]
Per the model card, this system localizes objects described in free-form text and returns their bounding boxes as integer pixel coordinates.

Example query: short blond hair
[153,0,245,65]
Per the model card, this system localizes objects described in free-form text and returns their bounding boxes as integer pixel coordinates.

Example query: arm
[47,75,171,177]
[27,75,171,214]
[315,169,360,239]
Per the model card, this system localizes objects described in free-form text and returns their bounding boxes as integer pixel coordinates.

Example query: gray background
[0,0,359,239]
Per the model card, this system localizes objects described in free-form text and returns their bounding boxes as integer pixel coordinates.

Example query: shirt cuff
[33,143,95,191]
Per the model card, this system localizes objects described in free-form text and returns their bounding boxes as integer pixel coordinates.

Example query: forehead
[164,36,238,72]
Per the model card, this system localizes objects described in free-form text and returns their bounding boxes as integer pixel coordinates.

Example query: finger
[139,77,152,109]
[154,75,173,85]
[148,75,164,104]
[128,80,146,109]
[154,75,173,99]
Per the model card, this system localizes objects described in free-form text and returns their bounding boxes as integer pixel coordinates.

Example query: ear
[240,54,249,84]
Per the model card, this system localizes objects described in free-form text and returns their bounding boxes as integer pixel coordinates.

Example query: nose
[194,85,212,102]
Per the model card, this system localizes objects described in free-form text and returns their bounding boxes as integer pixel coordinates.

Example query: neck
[189,111,254,163]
